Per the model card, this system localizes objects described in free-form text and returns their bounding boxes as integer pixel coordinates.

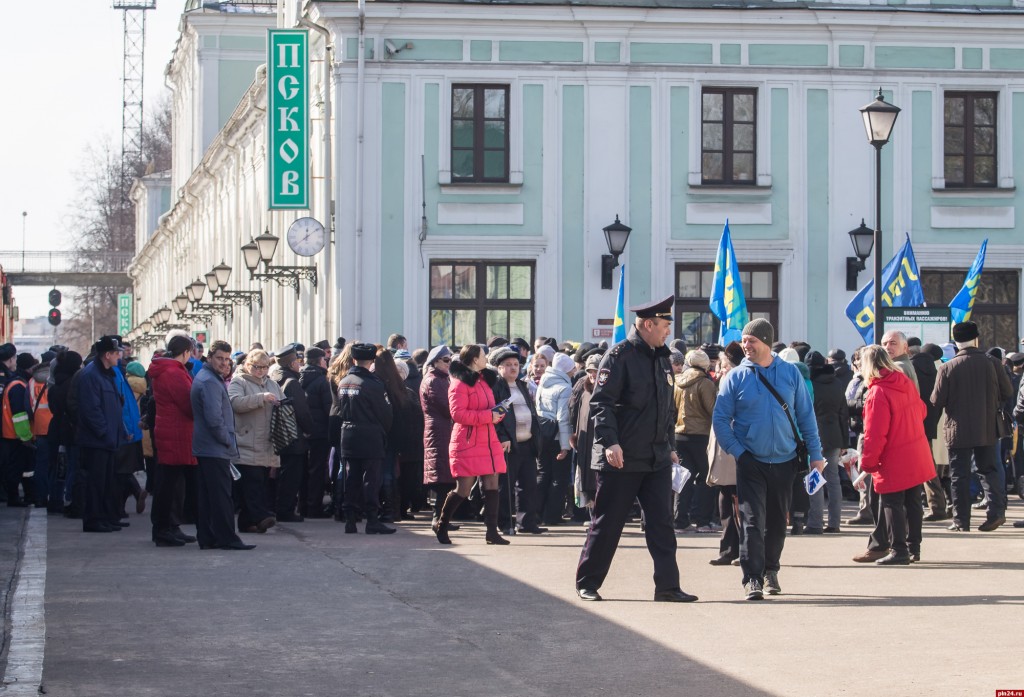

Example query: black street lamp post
[859,89,901,343]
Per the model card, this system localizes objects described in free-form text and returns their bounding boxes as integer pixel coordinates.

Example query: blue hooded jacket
[712,354,823,464]
[114,369,142,443]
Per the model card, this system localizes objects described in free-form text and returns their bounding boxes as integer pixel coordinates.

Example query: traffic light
[48,308,62,326]
[48,289,62,307]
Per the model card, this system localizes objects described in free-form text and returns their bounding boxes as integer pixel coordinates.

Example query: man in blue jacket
[713,319,824,601]
[76,336,129,533]
[191,340,253,550]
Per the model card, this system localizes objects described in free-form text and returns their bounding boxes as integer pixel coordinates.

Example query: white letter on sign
[277,43,300,69]
[279,139,299,164]
[278,75,299,101]
[277,107,299,132]
[280,172,300,196]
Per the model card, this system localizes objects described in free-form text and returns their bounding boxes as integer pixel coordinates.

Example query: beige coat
[228,370,283,468]
[673,367,717,436]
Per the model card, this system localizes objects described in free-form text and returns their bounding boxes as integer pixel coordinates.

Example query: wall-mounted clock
[287,217,326,257]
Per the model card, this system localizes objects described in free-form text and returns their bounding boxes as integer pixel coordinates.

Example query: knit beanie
[742,318,774,346]
[552,352,576,375]
[536,345,556,364]
[684,349,710,371]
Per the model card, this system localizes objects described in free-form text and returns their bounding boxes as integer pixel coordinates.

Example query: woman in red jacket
[856,345,936,565]
[432,344,508,546]
[149,333,199,547]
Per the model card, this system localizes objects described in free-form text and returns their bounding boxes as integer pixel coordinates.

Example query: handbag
[996,407,1013,440]
[706,428,736,486]
[269,402,299,454]
[752,368,810,475]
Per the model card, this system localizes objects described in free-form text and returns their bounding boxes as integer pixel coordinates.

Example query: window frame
[428,260,535,348]
[674,262,779,345]
[943,91,998,189]
[921,267,1018,349]
[450,84,511,184]
[700,87,758,187]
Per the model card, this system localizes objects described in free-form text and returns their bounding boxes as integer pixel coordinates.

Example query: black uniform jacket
[589,327,675,472]
[337,365,393,459]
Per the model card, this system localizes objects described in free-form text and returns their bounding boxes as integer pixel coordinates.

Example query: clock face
[287,217,326,257]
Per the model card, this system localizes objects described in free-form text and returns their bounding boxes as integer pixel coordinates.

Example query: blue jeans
[807,448,842,529]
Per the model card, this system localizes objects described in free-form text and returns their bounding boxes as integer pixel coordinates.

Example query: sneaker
[763,570,781,595]
[744,579,764,601]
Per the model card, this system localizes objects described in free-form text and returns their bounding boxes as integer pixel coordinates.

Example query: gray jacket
[190,363,239,460]
[228,370,282,468]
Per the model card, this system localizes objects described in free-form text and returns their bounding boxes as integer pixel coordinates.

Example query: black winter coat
[337,365,392,459]
[590,327,675,471]
[299,364,332,440]
[47,367,79,448]
[397,386,425,462]
[492,377,540,455]
[420,366,454,485]
[911,352,942,440]
[810,365,849,450]
[272,366,313,454]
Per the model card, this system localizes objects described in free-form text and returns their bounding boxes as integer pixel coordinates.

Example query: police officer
[337,343,395,535]
[575,296,698,603]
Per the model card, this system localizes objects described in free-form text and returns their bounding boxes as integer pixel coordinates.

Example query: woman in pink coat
[856,345,936,565]
[432,344,509,546]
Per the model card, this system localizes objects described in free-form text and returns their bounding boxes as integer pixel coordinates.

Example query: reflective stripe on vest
[1,378,28,440]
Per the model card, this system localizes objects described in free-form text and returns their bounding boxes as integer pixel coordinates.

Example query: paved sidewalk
[20,501,1024,696]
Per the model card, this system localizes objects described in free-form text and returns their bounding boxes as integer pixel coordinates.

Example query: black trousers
[880,485,924,555]
[342,458,382,517]
[79,446,117,529]
[236,464,273,529]
[718,485,741,559]
[196,457,242,548]
[304,439,331,516]
[866,476,890,551]
[537,436,570,525]
[499,443,540,529]
[151,464,188,534]
[735,456,796,584]
[276,451,307,517]
[576,466,680,593]
[674,434,714,527]
[949,445,1004,528]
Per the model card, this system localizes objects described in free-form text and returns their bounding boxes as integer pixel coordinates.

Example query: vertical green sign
[117,294,132,336]
[268,29,309,210]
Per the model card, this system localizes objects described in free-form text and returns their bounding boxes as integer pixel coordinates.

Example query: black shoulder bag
[752,369,810,475]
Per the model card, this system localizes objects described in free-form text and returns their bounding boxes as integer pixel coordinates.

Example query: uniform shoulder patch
[608,343,626,357]
[597,368,611,386]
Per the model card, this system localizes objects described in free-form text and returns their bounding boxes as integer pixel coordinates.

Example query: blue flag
[845,233,925,344]
[708,221,749,344]
[612,264,627,344]
[948,239,987,323]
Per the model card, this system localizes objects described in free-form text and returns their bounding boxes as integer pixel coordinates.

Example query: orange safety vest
[30,379,51,437]
[1,377,29,440]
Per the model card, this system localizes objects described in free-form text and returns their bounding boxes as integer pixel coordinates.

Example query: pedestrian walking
[575,296,698,603]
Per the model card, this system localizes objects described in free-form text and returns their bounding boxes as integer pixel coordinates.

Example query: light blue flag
[613,265,627,344]
[708,221,749,344]
[948,239,988,323]
[844,233,925,344]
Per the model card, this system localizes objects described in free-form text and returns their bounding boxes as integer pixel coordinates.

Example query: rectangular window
[429,261,534,347]
[674,263,778,346]
[944,92,997,188]
[921,268,1018,349]
[451,85,510,183]
[701,88,757,185]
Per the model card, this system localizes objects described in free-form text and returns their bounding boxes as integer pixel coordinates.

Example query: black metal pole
[873,143,884,344]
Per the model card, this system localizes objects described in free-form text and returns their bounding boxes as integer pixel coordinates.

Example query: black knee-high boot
[434,490,465,545]
[484,490,510,545]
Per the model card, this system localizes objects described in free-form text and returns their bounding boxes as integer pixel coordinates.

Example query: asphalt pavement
[3,500,1023,697]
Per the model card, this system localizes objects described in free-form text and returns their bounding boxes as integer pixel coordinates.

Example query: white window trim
[439,79,523,186]
[932,87,1014,191]
[688,82,772,189]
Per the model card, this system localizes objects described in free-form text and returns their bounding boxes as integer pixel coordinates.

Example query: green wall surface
[595,42,621,63]
[629,86,653,306]
[218,59,262,129]
[806,89,829,349]
[498,41,583,62]
[748,44,828,67]
[670,86,689,241]
[991,48,1024,69]
[876,46,955,69]
[470,40,492,61]
[630,42,713,65]
[562,86,585,339]
[380,82,406,336]
[387,39,463,61]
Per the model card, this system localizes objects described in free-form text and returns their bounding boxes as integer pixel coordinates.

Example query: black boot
[433,491,465,545]
[484,490,510,546]
[344,511,357,534]
[365,510,396,535]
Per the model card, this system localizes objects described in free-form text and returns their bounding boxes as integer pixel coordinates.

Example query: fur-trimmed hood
[448,360,499,388]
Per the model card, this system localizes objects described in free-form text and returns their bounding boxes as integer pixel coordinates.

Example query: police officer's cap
[351,343,378,361]
[274,343,301,364]
[629,294,674,320]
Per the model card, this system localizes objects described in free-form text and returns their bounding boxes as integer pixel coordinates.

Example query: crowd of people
[0,308,1019,596]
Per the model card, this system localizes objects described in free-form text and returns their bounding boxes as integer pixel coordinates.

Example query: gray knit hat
[742,318,774,346]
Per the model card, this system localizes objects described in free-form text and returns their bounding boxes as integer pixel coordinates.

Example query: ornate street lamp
[845,219,874,291]
[600,215,632,290]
